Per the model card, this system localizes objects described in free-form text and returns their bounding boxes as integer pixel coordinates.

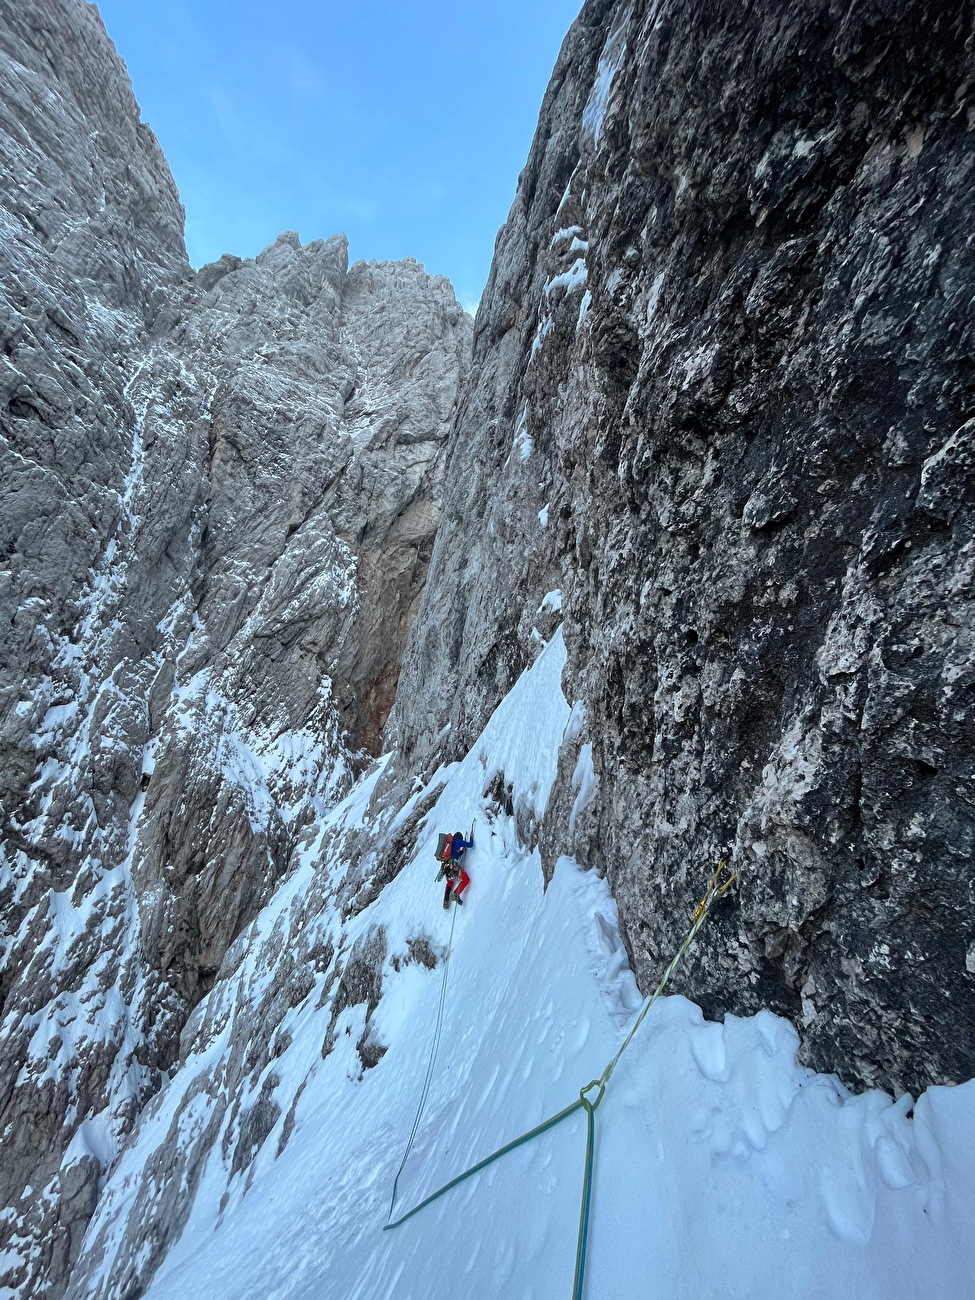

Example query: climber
[435,828,474,908]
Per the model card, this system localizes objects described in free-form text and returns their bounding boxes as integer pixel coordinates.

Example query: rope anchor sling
[385,861,737,1300]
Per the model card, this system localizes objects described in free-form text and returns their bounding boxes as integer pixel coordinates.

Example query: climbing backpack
[435,832,455,863]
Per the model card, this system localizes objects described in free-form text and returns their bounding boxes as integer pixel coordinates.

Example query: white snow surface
[78,631,975,1299]
[544,257,588,300]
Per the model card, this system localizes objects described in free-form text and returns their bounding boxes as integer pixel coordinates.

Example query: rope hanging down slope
[386,900,458,1221]
[384,862,737,1300]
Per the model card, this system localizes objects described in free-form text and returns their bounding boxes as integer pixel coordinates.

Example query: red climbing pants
[451,868,471,899]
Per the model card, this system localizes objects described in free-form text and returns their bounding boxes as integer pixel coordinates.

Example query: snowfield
[73,632,975,1299]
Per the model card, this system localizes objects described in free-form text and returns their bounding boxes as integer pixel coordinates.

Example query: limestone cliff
[389,0,975,1097]
[0,1,470,1292]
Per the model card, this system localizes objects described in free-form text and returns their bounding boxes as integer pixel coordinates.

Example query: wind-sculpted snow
[66,632,975,1299]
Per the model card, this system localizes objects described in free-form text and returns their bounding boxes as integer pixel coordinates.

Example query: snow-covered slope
[68,632,975,1298]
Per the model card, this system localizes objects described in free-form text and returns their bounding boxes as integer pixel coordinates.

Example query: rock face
[0,2,470,1293]
[390,0,975,1096]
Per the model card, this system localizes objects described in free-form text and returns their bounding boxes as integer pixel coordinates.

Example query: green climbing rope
[386,1091,585,1230]
[384,862,737,1300]
[571,1079,603,1300]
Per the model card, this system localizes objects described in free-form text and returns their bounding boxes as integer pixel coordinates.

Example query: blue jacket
[452,834,474,860]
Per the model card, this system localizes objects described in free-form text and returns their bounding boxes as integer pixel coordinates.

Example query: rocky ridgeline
[390,0,975,1097]
[0,1,470,1292]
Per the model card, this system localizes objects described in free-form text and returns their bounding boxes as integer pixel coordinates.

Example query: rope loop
[580,1079,606,1112]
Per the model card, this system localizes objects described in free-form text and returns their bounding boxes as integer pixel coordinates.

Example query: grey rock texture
[0,3,192,1290]
[63,783,436,1300]
[390,0,975,1097]
[0,0,189,813]
[0,2,470,1293]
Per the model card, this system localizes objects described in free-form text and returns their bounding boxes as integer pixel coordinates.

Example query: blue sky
[95,0,581,312]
